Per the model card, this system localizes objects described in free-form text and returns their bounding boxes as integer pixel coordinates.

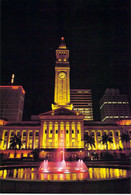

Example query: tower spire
[59,37,67,49]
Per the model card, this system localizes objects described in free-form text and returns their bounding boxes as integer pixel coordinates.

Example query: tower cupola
[56,37,69,62]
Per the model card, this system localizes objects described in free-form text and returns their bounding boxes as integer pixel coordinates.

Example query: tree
[10,134,22,150]
[120,132,130,156]
[82,134,95,150]
[31,149,40,160]
[101,134,113,151]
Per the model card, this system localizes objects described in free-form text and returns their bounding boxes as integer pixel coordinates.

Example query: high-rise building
[70,89,93,121]
[100,88,131,122]
[0,86,25,122]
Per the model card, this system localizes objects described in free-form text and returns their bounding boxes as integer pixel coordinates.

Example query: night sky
[1,0,130,121]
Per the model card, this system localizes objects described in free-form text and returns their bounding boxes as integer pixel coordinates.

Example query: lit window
[23,132,26,136]
[17,132,20,136]
[97,132,100,136]
[11,132,14,136]
[36,132,39,137]
[29,132,33,136]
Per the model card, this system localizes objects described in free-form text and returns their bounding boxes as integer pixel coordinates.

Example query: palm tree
[101,134,113,151]
[82,134,95,150]
[120,132,130,156]
[10,134,22,157]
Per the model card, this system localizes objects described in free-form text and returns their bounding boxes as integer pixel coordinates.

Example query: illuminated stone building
[0,86,25,122]
[100,88,131,122]
[0,38,131,159]
[70,89,93,120]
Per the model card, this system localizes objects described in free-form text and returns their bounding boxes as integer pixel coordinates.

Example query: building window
[77,130,79,133]
[36,132,39,137]
[29,132,33,136]
[11,131,14,137]
[45,130,47,133]
[56,130,58,134]
[17,132,20,136]
[23,132,26,136]
[115,132,118,136]
[72,130,74,134]
[4,131,7,136]
[50,130,52,134]
[97,132,100,136]
[66,130,68,133]
[109,132,112,136]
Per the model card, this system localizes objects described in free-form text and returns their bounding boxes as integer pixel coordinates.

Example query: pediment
[39,107,81,116]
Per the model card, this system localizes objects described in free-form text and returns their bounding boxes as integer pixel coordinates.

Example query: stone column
[75,122,78,148]
[32,130,35,149]
[69,122,72,148]
[81,121,84,148]
[52,122,55,148]
[6,131,10,149]
[64,122,66,148]
[58,122,61,148]
[95,131,98,150]
[26,131,29,149]
[112,131,117,150]
[39,122,44,149]
[46,122,49,148]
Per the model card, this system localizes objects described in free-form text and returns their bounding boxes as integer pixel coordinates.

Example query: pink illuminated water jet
[39,130,88,174]
[39,159,88,173]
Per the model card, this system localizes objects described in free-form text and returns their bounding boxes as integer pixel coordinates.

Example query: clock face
[59,71,66,79]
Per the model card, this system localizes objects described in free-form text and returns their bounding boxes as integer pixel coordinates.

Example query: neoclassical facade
[0,118,131,159]
[0,37,131,159]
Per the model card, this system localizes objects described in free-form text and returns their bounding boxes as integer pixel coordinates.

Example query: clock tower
[52,37,73,110]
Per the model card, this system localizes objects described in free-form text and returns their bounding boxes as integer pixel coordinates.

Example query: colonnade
[40,121,84,149]
[1,129,40,150]
[84,129,123,150]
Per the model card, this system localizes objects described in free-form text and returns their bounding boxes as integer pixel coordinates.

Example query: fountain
[39,129,88,174]
[39,159,88,173]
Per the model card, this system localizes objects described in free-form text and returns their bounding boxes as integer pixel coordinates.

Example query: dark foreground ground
[0,177,130,193]
[0,160,130,193]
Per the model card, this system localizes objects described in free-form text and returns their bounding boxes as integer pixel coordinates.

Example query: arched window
[97,132,100,136]
[36,132,39,137]
[29,132,33,136]
[109,132,112,136]
[17,131,20,136]
[23,132,26,137]
[11,131,14,136]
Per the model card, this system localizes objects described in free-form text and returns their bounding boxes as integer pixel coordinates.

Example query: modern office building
[0,85,25,122]
[100,88,131,122]
[0,38,130,159]
[70,89,93,121]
